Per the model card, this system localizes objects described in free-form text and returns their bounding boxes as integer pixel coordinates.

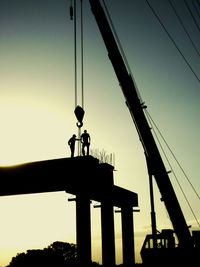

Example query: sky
[0,0,200,265]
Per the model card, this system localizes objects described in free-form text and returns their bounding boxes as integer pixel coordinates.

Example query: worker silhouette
[81,130,91,156]
[68,134,79,158]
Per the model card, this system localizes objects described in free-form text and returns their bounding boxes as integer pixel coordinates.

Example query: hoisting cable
[81,0,84,109]
[145,109,200,228]
[70,0,84,110]
[69,0,85,156]
[73,0,78,108]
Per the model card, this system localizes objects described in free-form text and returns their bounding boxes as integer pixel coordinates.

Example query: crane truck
[88,0,199,265]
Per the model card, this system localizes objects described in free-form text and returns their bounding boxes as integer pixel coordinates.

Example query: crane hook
[76,122,83,128]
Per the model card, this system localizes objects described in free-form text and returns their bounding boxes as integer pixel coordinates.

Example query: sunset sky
[0,0,200,265]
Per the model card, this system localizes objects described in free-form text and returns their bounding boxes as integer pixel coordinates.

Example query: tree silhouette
[6,241,78,267]
[47,241,77,266]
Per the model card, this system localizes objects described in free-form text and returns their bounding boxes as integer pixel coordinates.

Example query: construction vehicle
[87,0,199,264]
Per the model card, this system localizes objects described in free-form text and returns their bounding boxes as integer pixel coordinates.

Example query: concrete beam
[0,157,138,207]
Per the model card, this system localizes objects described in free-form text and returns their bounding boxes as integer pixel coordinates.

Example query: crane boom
[89,0,193,248]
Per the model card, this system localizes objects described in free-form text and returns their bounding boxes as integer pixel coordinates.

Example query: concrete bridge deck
[0,156,138,265]
[0,156,137,207]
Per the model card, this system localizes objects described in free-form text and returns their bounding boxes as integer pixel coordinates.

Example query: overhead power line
[145,0,200,83]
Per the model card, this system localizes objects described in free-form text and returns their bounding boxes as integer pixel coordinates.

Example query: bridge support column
[101,200,115,266]
[76,194,91,265]
[121,206,135,265]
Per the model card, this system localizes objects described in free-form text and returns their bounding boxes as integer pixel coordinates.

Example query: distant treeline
[6,241,78,267]
[6,241,144,266]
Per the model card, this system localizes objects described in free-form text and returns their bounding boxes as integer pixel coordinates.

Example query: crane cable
[72,0,77,108]
[145,0,200,83]
[70,0,85,156]
[167,0,200,58]
[70,0,84,109]
[81,0,84,109]
[184,0,200,33]
[102,0,200,227]
[101,0,144,103]
[146,109,200,201]
[145,109,200,228]
[192,0,200,20]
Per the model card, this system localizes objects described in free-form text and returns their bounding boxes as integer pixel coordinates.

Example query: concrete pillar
[76,194,91,265]
[101,200,115,266]
[121,205,135,265]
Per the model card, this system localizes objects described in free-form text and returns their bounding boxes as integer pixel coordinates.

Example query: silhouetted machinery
[87,0,199,264]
